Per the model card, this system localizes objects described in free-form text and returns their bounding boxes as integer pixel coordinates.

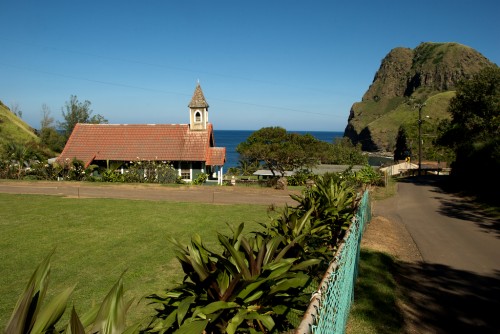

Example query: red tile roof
[57,123,226,167]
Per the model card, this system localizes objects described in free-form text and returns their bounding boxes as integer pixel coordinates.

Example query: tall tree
[40,103,54,130]
[437,66,500,188]
[58,95,108,138]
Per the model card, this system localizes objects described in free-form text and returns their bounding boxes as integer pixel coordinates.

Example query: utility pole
[416,103,425,176]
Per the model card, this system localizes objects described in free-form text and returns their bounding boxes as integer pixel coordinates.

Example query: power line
[0,62,340,118]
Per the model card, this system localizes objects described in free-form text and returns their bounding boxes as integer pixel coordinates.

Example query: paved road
[375,176,500,333]
[0,180,300,206]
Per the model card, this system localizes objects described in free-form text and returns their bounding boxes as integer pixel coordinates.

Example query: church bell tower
[188,83,209,131]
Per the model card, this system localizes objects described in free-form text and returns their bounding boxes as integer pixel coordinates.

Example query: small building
[57,84,226,184]
[252,165,368,180]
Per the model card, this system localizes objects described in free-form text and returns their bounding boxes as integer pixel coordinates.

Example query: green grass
[346,249,404,334]
[0,193,269,328]
[372,178,398,201]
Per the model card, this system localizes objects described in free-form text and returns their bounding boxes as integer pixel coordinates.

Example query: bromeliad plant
[146,223,320,333]
[290,176,358,252]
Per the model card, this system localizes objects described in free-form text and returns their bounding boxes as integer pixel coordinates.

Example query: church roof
[57,123,225,167]
[188,83,209,108]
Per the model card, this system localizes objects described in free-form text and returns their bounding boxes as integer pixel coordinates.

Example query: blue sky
[0,1,499,131]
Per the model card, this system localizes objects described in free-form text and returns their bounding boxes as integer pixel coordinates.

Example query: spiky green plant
[146,224,319,333]
[4,251,138,334]
[291,177,358,251]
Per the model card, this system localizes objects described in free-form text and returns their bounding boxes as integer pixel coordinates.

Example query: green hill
[0,100,40,155]
[344,42,497,156]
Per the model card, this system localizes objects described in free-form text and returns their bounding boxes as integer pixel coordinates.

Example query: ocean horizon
[214,130,344,169]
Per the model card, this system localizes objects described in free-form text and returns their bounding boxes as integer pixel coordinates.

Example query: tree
[325,137,368,165]
[40,104,65,152]
[393,126,411,162]
[40,103,54,130]
[236,127,325,177]
[58,95,108,138]
[10,102,22,118]
[437,66,500,189]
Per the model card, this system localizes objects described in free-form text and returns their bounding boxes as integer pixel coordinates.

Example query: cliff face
[345,42,496,152]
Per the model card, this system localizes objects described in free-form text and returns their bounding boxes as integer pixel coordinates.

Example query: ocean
[213,130,344,169]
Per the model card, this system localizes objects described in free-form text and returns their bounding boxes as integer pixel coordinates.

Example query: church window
[195,111,201,122]
[180,162,191,179]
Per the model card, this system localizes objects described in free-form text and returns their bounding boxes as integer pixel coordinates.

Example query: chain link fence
[296,190,371,334]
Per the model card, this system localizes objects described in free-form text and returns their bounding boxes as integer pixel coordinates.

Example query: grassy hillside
[0,101,40,155]
[350,91,455,152]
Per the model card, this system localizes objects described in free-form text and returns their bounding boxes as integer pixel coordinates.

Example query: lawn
[0,193,269,329]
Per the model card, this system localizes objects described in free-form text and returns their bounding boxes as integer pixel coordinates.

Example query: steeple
[188,83,209,130]
[189,83,209,109]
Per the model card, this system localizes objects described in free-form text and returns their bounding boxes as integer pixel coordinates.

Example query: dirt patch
[362,215,422,263]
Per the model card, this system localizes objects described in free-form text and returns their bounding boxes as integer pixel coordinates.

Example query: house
[56,84,226,184]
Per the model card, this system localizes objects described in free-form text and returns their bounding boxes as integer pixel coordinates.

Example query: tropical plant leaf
[75,303,100,329]
[66,306,85,334]
[192,301,239,319]
[5,250,54,334]
[90,274,129,334]
[291,258,322,271]
[236,279,268,300]
[4,284,36,334]
[173,319,209,334]
[218,234,252,280]
[270,272,309,294]
[243,311,275,331]
[262,236,284,266]
[226,309,246,334]
[177,295,195,326]
[31,286,74,334]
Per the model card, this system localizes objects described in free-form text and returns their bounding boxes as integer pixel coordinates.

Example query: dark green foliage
[236,127,329,177]
[437,66,500,190]
[393,126,410,161]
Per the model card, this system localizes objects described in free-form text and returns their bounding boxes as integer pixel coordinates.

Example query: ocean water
[213,130,344,169]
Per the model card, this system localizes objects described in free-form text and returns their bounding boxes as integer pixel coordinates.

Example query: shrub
[192,172,208,185]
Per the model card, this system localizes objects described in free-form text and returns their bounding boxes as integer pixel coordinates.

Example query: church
[56,84,226,184]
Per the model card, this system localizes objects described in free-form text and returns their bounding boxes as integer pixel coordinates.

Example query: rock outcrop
[344,42,496,152]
